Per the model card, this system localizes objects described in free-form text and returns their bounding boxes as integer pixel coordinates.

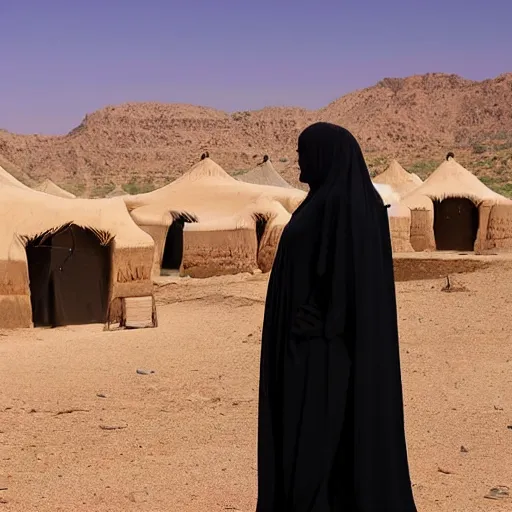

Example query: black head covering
[297,122,384,339]
[257,122,416,510]
[298,121,376,193]
[298,122,355,188]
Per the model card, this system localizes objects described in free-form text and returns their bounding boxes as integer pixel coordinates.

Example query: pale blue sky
[1,0,510,134]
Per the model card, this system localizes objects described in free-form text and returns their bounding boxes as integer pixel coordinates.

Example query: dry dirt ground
[1,267,511,511]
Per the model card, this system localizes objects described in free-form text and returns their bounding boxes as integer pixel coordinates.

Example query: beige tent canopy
[0,185,156,329]
[125,157,307,277]
[236,157,294,188]
[34,179,76,199]
[373,160,422,198]
[124,158,305,213]
[402,155,512,253]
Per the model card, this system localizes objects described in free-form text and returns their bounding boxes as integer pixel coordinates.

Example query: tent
[236,157,294,188]
[402,155,512,253]
[124,157,305,213]
[126,156,412,277]
[373,160,422,198]
[125,157,307,278]
[0,184,156,329]
[34,179,76,199]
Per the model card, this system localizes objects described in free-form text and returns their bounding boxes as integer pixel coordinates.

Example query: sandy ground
[1,267,511,511]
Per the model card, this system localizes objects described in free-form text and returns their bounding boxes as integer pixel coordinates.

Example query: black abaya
[256,123,417,511]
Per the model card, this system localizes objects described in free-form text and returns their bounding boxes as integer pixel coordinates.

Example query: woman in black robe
[256,122,417,511]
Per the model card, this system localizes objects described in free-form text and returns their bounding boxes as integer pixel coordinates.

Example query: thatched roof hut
[0,185,156,329]
[236,158,294,188]
[402,155,512,253]
[126,156,412,276]
[125,157,307,277]
[34,179,76,199]
[373,160,422,198]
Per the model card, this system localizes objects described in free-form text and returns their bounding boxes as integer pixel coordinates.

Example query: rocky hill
[1,72,511,197]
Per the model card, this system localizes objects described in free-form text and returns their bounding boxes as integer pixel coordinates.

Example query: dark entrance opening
[25,224,112,327]
[161,212,197,271]
[433,198,479,251]
[253,213,269,251]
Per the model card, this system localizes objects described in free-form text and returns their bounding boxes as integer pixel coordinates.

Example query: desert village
[2,151,512,330]
[1,148,512,511]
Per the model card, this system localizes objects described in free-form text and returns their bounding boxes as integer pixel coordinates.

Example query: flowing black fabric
[256,123,417,511]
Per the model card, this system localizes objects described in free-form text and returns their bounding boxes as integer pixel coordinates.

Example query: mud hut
[181,217,259,278]
[402,155,512,252]
[127,157,410,276]
[236,157,294,188]
[125,157,307,277]
[0,185,156,329]
[373,160,422,198]
[34,179,76,199]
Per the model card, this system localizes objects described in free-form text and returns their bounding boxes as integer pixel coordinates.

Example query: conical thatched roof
[236,159,293,188]
[403,156,508,206]
[124,157,306,216]
[172,157,234,185]
[106,185,129,198]
[373,160,422,197]
[34,179,76,198]
[0,165,31,190]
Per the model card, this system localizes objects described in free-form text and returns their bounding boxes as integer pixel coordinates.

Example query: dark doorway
[434,198,479,251]
[161,212,197,271]
[253,213,269,251]
[25,224,112,327]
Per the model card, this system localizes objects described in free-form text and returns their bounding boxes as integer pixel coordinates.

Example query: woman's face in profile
[297,147,308,184]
